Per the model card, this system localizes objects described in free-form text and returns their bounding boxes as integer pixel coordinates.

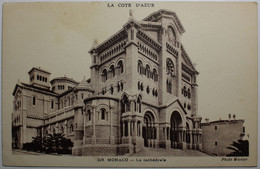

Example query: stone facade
[12,9,202,156]
[201,117,245,156]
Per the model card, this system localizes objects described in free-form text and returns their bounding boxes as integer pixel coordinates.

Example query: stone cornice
[136,30,161,52]
[40,115,74,127]
[89,29,127,54]
[27,115,44,120]
[84,95,120,104]
[182,63,195,76]
[123,19,141,30]
[139,21,161,31]
[181,46,199,74]
[13,83,58,97]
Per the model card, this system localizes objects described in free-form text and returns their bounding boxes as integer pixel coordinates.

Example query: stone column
[151,123,154,147]
[191,83,198,117]
[92,107,96,144]
[128,121,131,137]
[164,127,167,140]
[83,110,86,144]
[122,121,125,137]
[110,105,114,145]
[64,121,67,136]
[55,123,59,134]
[134,121,137,137]
[140,121,143,137]
[190,131,193,149]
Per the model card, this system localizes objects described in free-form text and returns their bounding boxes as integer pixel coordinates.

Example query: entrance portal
[142,111,156,147]
[170,111,182,149]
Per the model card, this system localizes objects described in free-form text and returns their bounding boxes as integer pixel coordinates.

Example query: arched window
[32,96,36,105]
[69,123,74,133]
[110,65,115,78]
[68,98,71,106]
[37,75,39,80]
[111,86,114,95]
[51,100,54,109]
[87,110,91,121]
[121,82,124,91]
[188,89,191,98]
[81,93,84,99]
[117,60,124,74]
[146,86,150,94]
[153,68,158,82]
[137,81,140,90]
[145,65,150,78]
[166,58,175,76]
[184,86,187,97]
[101,108,106,120]
[117,83,120,92]
[102,89,105,95]
[39,76,42,81]
[167,80,172,94]
[167,26,176,43]
[52,127,55,134]
[141,83,144,91]
[137,60,143,74]
[102,69,107,82]
[60,125,64,133]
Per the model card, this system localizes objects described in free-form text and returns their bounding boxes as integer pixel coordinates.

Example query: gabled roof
[142,9,185,34]
[159,96,187,115]
[181,46,199,74]
[12,82,58,96]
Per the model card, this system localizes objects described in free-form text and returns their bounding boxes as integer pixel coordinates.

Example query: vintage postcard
[2,1,258,167]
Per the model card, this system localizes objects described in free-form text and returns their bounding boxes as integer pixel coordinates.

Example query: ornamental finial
[129,9,134,20]
[92,39,98,48]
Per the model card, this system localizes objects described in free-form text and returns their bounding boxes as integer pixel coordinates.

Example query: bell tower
[28,67,51,90]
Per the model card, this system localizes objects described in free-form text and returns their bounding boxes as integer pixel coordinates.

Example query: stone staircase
[131,147,209,156]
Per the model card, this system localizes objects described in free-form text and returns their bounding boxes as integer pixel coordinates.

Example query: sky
[2,2,257,133]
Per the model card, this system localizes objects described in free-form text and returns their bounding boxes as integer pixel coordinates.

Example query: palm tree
[31,136,43,152]
[42,133,73,154]
[226,139,249,156]
[43,134,54,153]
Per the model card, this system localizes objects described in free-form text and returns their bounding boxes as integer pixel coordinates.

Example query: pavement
[13,147,209,157]
[132,147,209,156]
[12,149,65,156]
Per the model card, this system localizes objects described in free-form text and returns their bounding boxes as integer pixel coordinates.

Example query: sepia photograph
[1,1,258,167]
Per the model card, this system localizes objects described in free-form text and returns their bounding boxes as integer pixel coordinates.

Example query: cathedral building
[12,9,202,156]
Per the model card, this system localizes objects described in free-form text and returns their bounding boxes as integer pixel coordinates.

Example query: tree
[226,139,249,156]
[24,133,73,154]
[31,136,43,152]
[43,134,54,153]
[42,133,73,154]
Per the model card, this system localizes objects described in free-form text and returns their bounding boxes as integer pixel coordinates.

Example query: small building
[201,115,245,156]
